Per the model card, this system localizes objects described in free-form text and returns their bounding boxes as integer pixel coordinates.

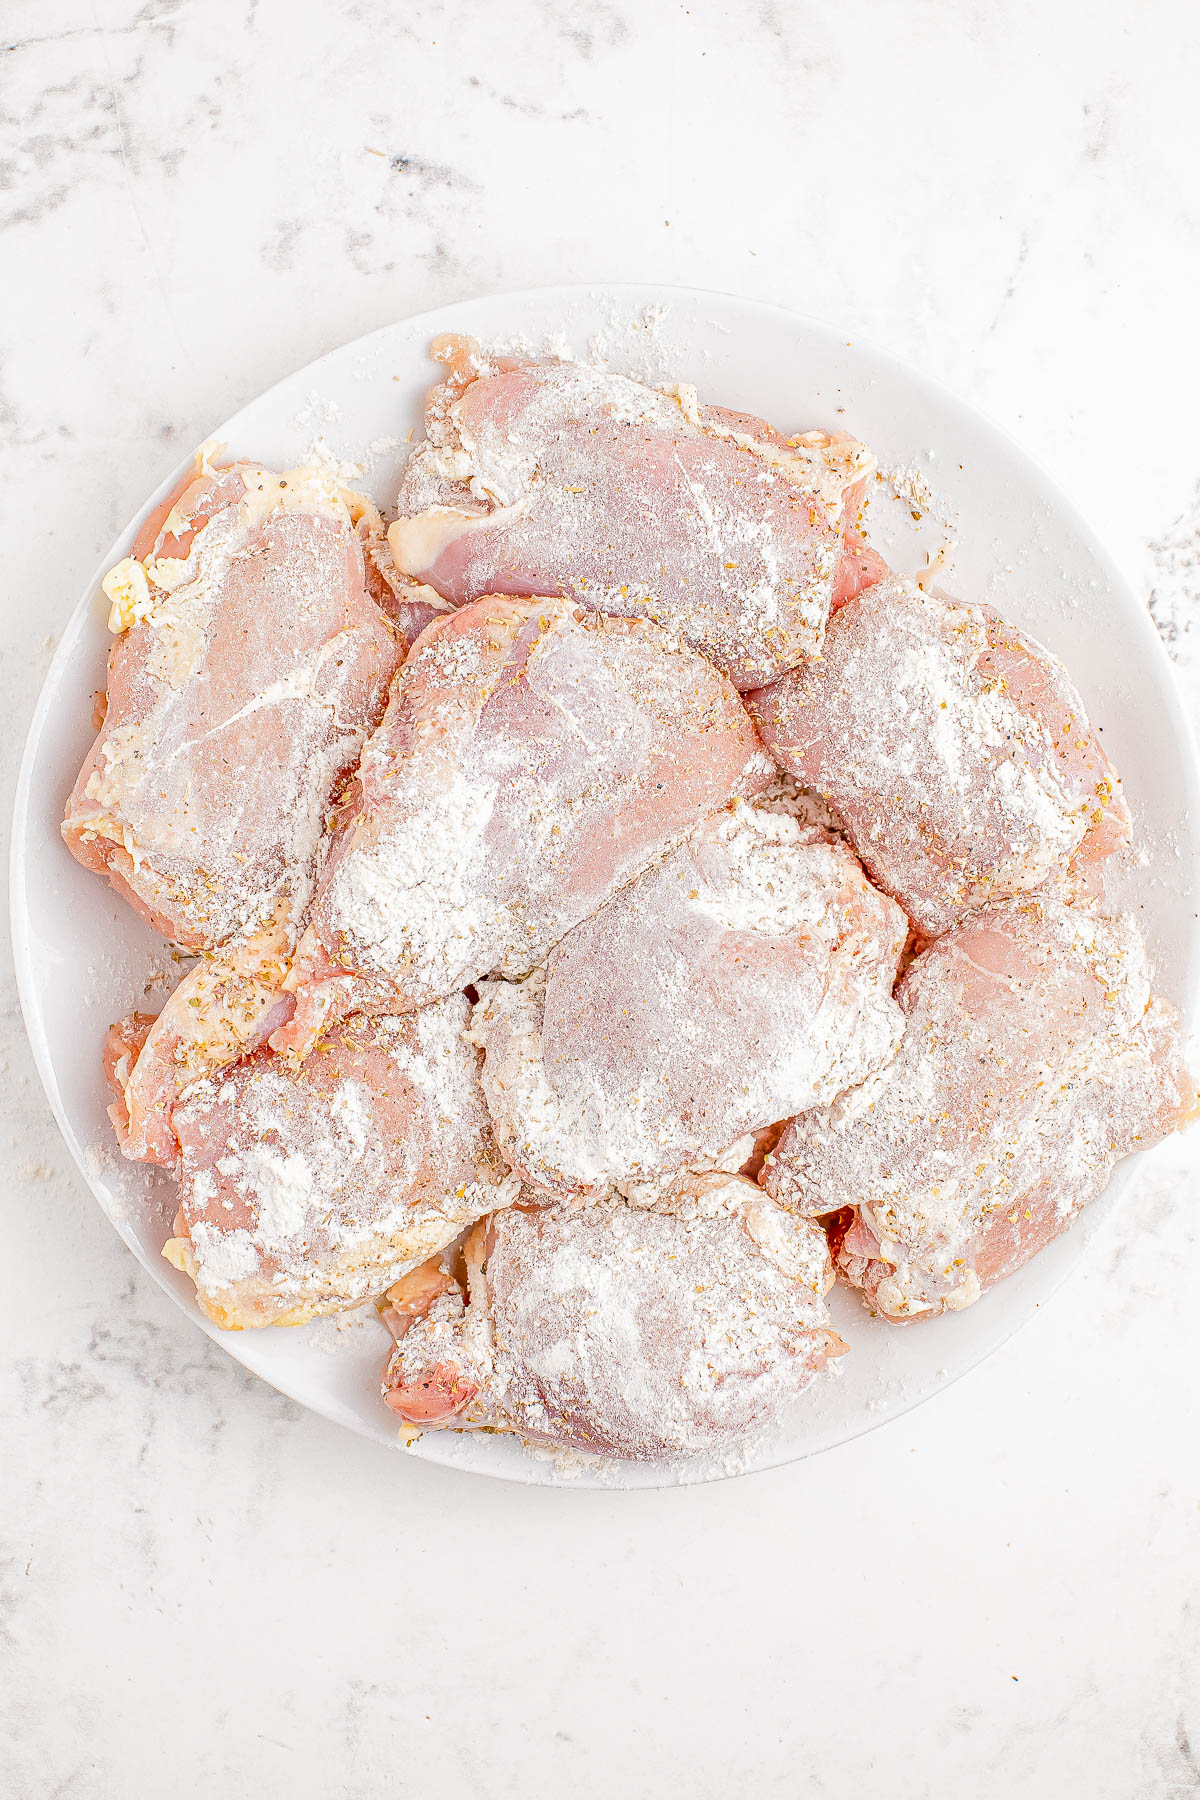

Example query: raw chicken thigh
[106,914,296,1165]
[380,1175,842,1461]
[277,593,773,1054]
[470,801,907,1198]
[386,335,880,690]
[748,575,1131,936]
[763,898,1192,1320]
[105,993,515,1330]
[63,457,402,950]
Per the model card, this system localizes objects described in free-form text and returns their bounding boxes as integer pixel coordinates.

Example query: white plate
[12,284,1200,1488]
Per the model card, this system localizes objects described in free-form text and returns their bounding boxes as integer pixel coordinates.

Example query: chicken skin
[276,593,773,1056]
[380,1176,842,1461]
[748,575,1131,935]
[762,898,1192,1320]
[469,801,906,1199]
[64,457,402,950]
[386,335,881,690]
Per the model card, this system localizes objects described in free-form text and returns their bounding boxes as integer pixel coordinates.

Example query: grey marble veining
[2,1,1199,1795]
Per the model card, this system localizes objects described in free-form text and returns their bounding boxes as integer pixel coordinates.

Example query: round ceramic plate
[13,284,1200,1488]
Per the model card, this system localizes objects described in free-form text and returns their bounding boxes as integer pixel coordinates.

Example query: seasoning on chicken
[387,335,879,690]
[276,593,773,1056]
[470,802,906,1199]
[106,993,514,1329]
[64,455,402,950]
[380,1176,843,1461]
[747,575,1131,935]
[762,898,1193,1320]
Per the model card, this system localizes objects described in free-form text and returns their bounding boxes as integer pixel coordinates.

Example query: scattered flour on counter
[1147,480,1200,657]
[16,1158,56,1181]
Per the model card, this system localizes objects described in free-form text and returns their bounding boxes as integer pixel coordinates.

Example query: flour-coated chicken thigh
[277,593,773,1055]
[762,898,1192,1320]
[106,993,514,1329]
[387,335,881,690]
[748,575,1130,935]
[64,458,402,950]
[469,801,906,1199]
[380,1176,842,1461]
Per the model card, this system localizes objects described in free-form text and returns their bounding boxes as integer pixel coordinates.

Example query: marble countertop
[3,3,1199,1795]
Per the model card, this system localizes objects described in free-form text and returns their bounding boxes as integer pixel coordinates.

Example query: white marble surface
[3,2,1200,1794]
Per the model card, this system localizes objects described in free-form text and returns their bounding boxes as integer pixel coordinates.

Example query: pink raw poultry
[762,897,1193,1320]
[469,802,907,1199]
[106,994,514,1330]
[386,335,886,691]
[748,575,1131,936]
[63,457,403,951]
[379,1177,843,1462]
[276,592,774,1056]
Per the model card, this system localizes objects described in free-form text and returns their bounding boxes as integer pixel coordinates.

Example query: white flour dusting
[388,344,869,688]
[766,898,1189,1320]
[750,574,1130,934]
[168,997,515,1328]
[470,801,907,1196]
[64,460,402,950]
[286,595,769,1031]
[382,1182,839,1463]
